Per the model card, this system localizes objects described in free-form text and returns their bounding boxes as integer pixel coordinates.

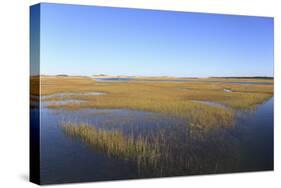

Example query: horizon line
[32,74,274,78]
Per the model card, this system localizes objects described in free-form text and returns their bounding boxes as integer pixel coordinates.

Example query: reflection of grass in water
[61,122,240,176]
[38,76,271,175]
[62,122,162,170]
[54,96,235,129]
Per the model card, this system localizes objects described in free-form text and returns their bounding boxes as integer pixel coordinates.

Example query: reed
[62,122,161,169]
[61,122,240,176]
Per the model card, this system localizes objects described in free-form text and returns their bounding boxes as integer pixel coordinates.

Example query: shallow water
[192,100,228,109]
[224,88,232,92]
[41,92,105,100]
[38,99,185,184]
[234,98,273,171]
[41,99,84,108]
[32,96,273,184]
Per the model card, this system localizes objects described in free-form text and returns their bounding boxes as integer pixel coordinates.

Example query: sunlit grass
[38,76,273,128]
[61,122,240,175]
[35,76,273,175]
[62,122,161,169]
[40,75,98,95]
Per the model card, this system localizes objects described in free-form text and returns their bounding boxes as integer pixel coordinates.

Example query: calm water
[41,92,105,100]
[32,97,273,184]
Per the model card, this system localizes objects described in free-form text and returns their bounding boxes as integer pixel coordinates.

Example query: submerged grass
[61,122,240,176]
[62,122,161,169]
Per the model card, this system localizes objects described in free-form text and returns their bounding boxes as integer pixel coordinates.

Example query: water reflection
[35,97,273,184]
[192,100,228,109]
[41,92,105,99]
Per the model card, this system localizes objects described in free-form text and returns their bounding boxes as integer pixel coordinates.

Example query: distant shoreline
[33,74,274,80]
[209,76,273,80]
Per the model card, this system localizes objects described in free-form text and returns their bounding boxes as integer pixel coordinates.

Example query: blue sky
[38,3,274,77]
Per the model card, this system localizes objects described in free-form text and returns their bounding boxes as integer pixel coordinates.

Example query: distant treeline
[56,74,69,77]
[210,76,273,80]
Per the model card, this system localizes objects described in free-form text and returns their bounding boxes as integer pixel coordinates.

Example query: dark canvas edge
[30,3,41,185]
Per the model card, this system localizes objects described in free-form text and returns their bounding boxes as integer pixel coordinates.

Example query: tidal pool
[192,100,228,109]
[31,97,273,184]
[41,92,105,99]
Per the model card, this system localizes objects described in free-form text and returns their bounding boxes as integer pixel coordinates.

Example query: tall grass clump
[61,122,240,176]
[61,122,161,169]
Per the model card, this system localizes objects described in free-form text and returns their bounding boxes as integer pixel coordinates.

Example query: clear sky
[38,3,274,77]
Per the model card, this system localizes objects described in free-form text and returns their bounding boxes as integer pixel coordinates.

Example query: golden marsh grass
[61,122,240,175]
[37,76,273,128]
[62,122,162,170]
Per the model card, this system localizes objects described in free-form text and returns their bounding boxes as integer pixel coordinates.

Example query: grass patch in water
[61,122,240,176]
[62,122,161,169]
